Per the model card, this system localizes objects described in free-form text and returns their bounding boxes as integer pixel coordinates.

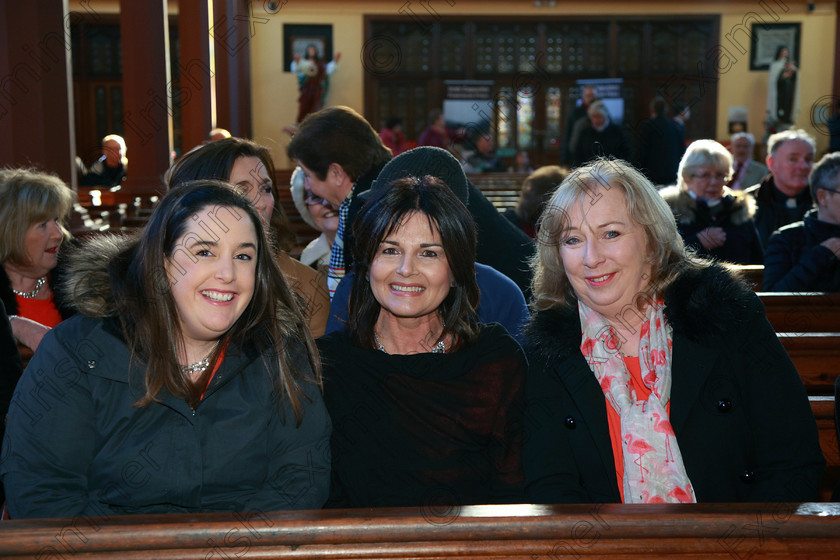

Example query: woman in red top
[0,168,75,352]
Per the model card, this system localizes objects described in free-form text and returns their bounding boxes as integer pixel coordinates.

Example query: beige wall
[250,1,836,168]
[70,1,836,167]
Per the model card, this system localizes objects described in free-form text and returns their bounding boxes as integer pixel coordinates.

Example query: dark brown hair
[349,176,480,350]
[165,137,297,252]
[287,106,392,180]
[515,165,568,226]
[110,181,320,422]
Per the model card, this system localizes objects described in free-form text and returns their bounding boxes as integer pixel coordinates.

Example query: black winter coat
[745,175,813,249]
[524,264,824,503]
[660,186,764,265]
[1,236,332,518]
[763,210,840,291]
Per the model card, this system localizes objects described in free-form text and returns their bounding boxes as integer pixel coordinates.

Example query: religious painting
[283,24,335,72]
[749,23,800,71]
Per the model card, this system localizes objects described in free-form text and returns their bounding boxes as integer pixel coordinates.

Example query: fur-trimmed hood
[59,234,131,318]
[525,263,755,364]
[660,185,757,226]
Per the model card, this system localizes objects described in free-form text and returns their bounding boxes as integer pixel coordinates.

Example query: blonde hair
[0,168,74,265]
[532,158,696,312]
[677,139,734,191]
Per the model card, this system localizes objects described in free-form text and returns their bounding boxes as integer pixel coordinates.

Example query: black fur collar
[525,264,753,363]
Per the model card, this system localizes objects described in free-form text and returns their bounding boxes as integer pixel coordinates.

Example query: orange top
[15,293,62,328]
[605,356,670,502]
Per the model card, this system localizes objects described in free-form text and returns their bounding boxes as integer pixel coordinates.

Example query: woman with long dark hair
[319,175,525,508]
[166,137,329,337]
[2,182,331,518]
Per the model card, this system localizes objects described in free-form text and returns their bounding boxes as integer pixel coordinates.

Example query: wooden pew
[468,173,530,211]
[780,333,840,394]
[811,395,839,501]
[760,292,840,333]
[727,264,763,291]
[2,503,839,558]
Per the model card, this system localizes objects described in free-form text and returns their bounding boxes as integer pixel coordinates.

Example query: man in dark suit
[728,132,769,190]
[562,85,596,166]
[636,97,684,187]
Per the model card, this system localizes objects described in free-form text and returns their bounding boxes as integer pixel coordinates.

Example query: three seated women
[0,155,826,516]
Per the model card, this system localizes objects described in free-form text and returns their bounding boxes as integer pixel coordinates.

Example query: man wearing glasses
[763,152,840,291]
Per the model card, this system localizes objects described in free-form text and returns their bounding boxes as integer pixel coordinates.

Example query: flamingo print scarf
[578,300,696,504]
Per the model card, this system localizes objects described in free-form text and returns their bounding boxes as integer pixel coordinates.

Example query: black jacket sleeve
[0,300,23,426]
[0,300,23,506]
[1,327,97,518]
[763,229,837,291]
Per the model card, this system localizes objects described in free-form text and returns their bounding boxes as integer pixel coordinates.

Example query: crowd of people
[0,101,836,519]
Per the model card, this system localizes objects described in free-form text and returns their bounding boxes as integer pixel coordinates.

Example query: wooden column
[0,0,76,186]
[212,0,252,139]
[834,0,840,111]
[179,0,214,152]
[119,0,172,196]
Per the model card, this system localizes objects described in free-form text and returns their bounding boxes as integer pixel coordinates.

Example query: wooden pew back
[468,173,529,211]
[2,503,839,558]
[760,292,840,333]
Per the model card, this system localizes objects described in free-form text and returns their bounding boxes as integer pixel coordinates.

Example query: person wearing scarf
[524,158,824,503]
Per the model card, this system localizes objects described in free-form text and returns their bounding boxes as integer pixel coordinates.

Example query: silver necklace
[374,332,446,354]
[12,276,46,299]
[180,342,220,377]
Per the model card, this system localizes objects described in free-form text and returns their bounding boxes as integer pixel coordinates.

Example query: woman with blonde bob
[524,158,823,504]
[0,168,75,352]
[660,139,763,264]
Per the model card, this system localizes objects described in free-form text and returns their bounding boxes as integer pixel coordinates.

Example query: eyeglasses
[691,172,728,183]
[820,188,840,195]
[304,190,330,207]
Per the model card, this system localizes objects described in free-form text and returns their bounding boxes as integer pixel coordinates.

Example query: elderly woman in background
[290,167,339,270]
[319,175,526,508]
[166,137,329,337]
[0,168,75,352]
[660,139,763,264]
[573,100,631,168]
[524,158,823,503]
[1,182,331,518]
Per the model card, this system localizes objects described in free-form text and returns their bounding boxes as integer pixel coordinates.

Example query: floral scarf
[578,300,696,504]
